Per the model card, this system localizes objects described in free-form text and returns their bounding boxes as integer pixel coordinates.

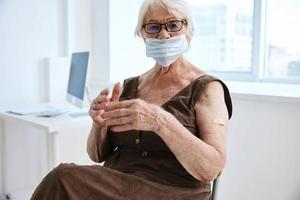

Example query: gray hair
[134,0,195,42]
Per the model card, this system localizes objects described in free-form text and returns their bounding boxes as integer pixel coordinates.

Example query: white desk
[0,108,93,197]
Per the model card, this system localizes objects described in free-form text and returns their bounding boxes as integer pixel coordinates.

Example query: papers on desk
[36,109,68,117]
[6,105,59,116]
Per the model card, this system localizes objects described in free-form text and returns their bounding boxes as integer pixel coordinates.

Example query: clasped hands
[89,83,167,133]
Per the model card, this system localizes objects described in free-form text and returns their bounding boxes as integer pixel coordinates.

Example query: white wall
[0,0,59,108]
[218,95,300,200]
[0,0,94,109]
[90,0,110,86]
[109,0,154,83]
[0,1,60,192]
[0,0,94,195]
[67,0,91,53]
[0,118,4,193]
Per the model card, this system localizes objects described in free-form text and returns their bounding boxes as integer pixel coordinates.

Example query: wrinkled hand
[102,99,164,132]
[89,83,123,128]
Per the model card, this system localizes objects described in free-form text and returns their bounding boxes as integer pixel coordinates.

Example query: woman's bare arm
[86,83,122,163]
[87,123,111,163]
[155,81,228,183]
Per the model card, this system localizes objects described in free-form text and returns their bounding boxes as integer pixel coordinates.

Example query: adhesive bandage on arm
[212,119,226,126]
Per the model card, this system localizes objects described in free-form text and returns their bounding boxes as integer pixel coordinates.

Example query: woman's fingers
[93,100,110,110]
[88,84,125,127]
[105,99,137,111]
[95,94,110,104]
[104,116,132,127]
[102,108,131,119]
[110,82,123,102]
[91,90,111,110]
[89,109,102,118]
[91,83,123,112]
[89,109,106,125]
[100,88,109,96]
[90,99,108,111]
[111,124,132,132]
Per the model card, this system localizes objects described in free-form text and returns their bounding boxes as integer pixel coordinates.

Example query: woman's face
[142,6,187,40]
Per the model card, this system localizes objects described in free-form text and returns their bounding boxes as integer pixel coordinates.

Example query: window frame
[107,0,300,84]
[261,0,300,84]
[203,0,262,82]
[202,0,300,84]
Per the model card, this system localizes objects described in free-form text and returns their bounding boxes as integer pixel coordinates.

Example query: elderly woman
[31,0,232,199]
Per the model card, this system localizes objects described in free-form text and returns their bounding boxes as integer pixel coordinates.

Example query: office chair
[211,174,221,200]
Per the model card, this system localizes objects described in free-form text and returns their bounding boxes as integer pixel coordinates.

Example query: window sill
[224,81,300,103]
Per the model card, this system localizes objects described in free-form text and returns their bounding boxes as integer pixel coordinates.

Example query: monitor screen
[66,51,89,108]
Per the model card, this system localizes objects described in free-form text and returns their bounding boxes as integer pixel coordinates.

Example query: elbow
[195,159,226,183]
[87,146,100,163]
[194,169,222,184]
[87,146,108,163]
[196,171,220,184]
[88,153,98,163]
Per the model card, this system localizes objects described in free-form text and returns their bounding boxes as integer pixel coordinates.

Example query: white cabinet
[0,110,94,197]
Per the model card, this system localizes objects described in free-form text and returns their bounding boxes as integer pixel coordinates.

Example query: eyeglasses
[143,20,186,34]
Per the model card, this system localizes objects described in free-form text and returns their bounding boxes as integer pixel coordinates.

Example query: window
[109,0,300,83]
[187,0,300,82]
[187,0,254,77]
[264,0,300,81]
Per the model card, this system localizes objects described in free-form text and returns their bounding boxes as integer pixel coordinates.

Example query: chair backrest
[211,175,220,200]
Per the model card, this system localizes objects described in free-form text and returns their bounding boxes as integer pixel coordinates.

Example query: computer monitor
[66,51,89,108]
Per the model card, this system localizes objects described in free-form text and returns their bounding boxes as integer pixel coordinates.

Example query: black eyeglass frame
[142,20,187,34]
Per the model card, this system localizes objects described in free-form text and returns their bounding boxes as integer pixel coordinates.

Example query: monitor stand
[68,86,91,118]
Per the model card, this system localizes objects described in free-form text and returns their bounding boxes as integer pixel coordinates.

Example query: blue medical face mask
[145,35,189,67]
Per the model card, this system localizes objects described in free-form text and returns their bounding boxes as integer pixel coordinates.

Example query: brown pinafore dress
[31,75,232,200]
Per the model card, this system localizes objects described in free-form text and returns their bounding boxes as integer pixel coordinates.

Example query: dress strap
[119,76,139,101]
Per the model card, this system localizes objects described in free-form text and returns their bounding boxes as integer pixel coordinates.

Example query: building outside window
[187,0,300,82]
[265,0,300,80]
[187,0,253,76]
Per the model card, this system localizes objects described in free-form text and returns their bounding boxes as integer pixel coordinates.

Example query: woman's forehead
[144,6,177,23]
